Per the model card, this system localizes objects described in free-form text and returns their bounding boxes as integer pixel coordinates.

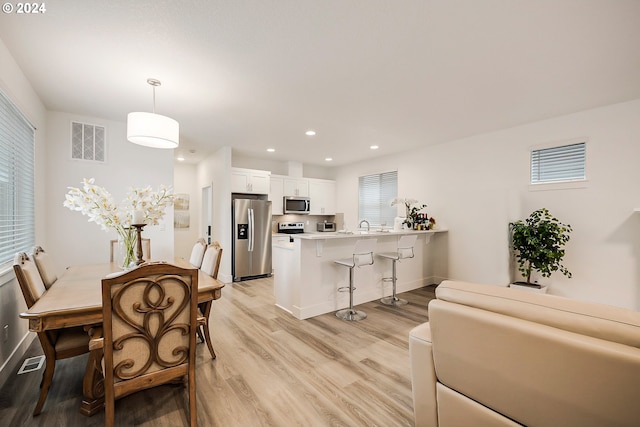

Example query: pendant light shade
[127,112,179,149]
[127,78,179,149]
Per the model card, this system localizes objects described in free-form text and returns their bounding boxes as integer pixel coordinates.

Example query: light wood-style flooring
[0,277,436,426]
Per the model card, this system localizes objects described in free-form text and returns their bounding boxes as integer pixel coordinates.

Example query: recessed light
[305,130,316,136]
[370,145,379,150]
[267,148,275,152]
[176,155,185,161]
[325,157,333,162]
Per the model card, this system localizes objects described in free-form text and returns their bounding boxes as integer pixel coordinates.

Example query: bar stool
[378,234,417,306]
[334,238,377,321]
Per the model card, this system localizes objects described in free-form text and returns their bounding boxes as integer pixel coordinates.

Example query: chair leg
[33,355,55,416]
[381,259,407,306]
[199,301,216,359]
[196,302,207,343]
[336,267,367,321]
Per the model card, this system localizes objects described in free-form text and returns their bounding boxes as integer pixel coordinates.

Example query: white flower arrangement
[63,178,174,229]
[63,178,174,267]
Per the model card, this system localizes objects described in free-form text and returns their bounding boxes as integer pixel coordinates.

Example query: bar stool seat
[378,234,418,306]
[334,238,377,321]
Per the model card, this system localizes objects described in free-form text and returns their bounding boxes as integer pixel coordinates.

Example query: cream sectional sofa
[409,280,640,427]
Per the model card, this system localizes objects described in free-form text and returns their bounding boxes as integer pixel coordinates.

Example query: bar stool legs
[380,258,407,306]
[336,266,367,321]
[379,234,417,307]
[334,238,377,321]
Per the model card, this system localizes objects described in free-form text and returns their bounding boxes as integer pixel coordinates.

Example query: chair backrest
[31,246,58,289]
[189,238,207,268]
[201,241,222,279]
[353,238,377,267]
[13,252,48,308]
[109,238,151,262]
[101,262,198,426]
[397,234,417,259]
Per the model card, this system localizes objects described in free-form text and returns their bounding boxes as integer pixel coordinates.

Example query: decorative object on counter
[63,178,174,269]
[392,197,434,230]
[509,208,572,288]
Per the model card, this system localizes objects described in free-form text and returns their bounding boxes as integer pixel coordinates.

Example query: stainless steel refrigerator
[232,196,272,281]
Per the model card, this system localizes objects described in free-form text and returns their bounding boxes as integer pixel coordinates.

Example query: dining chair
[109,238,150,262]
[93,262,198,427]
[197,242,222,359]
[31,245,58,289]
[13,252,91,416]
[189,238,207,268]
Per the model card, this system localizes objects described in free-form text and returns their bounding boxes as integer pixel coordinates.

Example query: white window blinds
[358,171,397,227]
[531,142,586,184]
[0,90,35,264]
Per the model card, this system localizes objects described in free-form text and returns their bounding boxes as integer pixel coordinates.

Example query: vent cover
[71,121,105,162]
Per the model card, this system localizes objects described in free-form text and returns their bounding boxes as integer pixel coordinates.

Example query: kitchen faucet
[359,219,370,233]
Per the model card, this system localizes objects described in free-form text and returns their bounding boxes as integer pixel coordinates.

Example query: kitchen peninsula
[272,229,447,319]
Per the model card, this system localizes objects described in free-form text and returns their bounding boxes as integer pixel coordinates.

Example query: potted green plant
[509,208,572,289]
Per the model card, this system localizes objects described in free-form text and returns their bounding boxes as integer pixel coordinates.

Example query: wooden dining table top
[20,258,225,333]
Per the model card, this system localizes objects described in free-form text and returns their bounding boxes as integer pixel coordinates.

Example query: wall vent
[71,121,105,162]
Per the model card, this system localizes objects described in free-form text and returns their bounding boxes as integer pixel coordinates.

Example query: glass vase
[117,228,137,270]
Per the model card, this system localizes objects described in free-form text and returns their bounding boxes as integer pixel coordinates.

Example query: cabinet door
[231,168,270,194]
[250,171,271,194]
[283,178,309,197]
[270,176,284,215]
[309,179,336,215]
[231,169,250,193]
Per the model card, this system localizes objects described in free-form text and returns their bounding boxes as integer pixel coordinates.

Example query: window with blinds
[531,142,586,184]
[0,89,35,264]
[358,170,397,227]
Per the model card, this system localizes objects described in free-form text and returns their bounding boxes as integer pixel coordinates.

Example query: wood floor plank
[0,277,435,426]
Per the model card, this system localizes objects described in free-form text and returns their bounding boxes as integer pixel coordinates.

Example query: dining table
[19,257,225,416]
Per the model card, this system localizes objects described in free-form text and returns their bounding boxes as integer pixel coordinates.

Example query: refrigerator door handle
[248,208,254,252]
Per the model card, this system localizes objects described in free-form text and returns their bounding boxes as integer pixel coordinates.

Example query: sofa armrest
[409,322,438,427]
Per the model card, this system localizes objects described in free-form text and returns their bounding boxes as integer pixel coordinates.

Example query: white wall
[45,111,175,270]
[0,37,46,386]
[197,146,233,282]
[174,163,201,259]
[335,99,640,310]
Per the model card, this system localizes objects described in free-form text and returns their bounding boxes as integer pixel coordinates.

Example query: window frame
[0,88,36,268]
[529,138,589,191]
[358,170,398,227]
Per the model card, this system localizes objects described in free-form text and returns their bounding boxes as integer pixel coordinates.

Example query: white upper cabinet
[269,175,284,215]
[308,178,336,215]
[231,167,271,194]
[283,177,309,197]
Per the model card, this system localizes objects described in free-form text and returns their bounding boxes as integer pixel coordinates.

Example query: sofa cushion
[435,280,640,348]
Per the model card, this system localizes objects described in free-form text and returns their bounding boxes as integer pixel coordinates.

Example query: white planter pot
[509,282,549,294]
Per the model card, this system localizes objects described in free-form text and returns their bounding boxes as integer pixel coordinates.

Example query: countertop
[273,228,447,240]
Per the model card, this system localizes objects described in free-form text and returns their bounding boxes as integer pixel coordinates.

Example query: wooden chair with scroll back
[13,252,91,416]
[31,245,58,290]
[196,241,222,359]
[92,262,198,427]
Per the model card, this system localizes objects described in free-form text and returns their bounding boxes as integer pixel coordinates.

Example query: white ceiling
[1,0,639,166]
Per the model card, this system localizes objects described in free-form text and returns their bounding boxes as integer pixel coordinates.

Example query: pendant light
[127,78,179,149]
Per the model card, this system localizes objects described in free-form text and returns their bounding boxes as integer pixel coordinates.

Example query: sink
[357,229,390,235]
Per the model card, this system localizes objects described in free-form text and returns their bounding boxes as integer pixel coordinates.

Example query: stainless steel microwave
[283,196,310,214]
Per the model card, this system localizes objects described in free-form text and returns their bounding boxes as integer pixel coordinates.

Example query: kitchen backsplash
[272,213,343,233]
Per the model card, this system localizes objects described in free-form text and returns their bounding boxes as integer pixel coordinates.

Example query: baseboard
[0,332,37,390]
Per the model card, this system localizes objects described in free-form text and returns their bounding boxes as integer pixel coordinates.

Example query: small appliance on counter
[278,222,305,234]
[317,222,336,232]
